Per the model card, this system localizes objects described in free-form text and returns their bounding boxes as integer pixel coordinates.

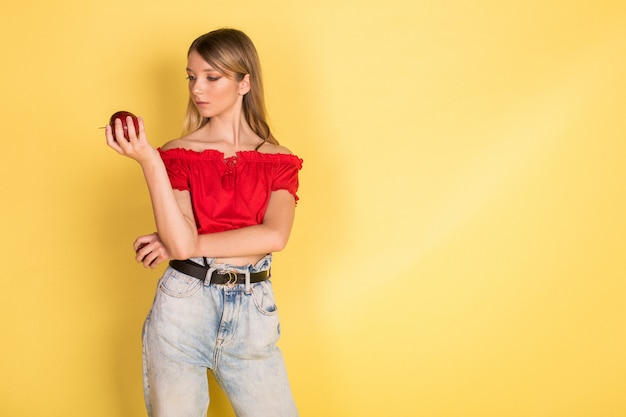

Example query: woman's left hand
[134,232,171,269]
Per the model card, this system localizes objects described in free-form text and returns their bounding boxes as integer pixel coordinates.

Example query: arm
[106,117,198,259]
[134,189,296,268]
[193,189,296,258]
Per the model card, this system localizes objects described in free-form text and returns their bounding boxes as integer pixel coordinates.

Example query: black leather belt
[169,259,270,285]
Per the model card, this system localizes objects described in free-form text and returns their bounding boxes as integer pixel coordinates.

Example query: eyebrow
[186,67,220,73]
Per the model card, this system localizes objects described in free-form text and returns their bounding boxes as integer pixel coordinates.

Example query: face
[186,50,250,119]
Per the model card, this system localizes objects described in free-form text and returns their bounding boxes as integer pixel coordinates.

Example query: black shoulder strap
[255,139,267,151]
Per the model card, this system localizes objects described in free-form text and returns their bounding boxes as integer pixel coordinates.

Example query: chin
[197,110,215,119]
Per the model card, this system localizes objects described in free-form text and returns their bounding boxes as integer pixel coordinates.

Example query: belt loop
[245,270,251,294]
[205,267,216,286]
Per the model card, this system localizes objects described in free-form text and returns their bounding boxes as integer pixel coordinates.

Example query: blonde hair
[181,28,278,145]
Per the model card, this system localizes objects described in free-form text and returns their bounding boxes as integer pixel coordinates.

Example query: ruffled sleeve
[158,148,191,191]
[272,155,303,202]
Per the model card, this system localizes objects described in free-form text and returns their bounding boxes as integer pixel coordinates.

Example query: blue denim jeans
[142,255,298,417]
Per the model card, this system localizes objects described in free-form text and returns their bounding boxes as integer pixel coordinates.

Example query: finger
[105,124,123,152]
[149,256,164,269]
[137,116,146,139]
[133,235,147,251]
[113,118,131,149]
[144,251,160,268]
[134,233,157,251]
[135,245,150,263]
[126,115,138,141]
[135,241,149,253]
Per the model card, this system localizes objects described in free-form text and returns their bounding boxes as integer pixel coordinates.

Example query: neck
[200,112,259,152]
[208,115,244,144]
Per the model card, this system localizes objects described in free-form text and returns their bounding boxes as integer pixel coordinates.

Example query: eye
[207,76,221,82]
[186,75,196,81]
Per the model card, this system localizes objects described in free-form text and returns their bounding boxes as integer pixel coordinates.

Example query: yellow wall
[1,1,625,416]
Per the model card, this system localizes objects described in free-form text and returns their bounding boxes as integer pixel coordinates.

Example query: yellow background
[1,0,625,416]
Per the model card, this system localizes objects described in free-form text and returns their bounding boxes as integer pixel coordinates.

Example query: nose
[189,78,204,95]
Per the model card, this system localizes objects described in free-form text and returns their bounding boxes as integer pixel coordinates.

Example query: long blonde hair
[181,28,278,145]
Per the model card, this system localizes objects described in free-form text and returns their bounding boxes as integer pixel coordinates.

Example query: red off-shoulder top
[158,148,303,234]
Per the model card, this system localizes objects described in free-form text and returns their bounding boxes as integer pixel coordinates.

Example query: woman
[106,28,301,417]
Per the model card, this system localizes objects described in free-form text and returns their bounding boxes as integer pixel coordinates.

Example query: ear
[239,74,251,95]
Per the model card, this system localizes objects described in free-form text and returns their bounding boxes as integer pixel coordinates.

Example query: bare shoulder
[160,133,209,152]
[258,142,294,155]
[160,138,184,151]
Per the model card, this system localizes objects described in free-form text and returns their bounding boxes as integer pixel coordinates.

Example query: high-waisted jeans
[142,255,298,417]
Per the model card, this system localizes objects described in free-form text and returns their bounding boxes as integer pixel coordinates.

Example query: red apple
[109,111,139,141]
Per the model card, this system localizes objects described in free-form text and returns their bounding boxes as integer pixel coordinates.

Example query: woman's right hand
[105,115,158,165]
[134,233,171,269]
